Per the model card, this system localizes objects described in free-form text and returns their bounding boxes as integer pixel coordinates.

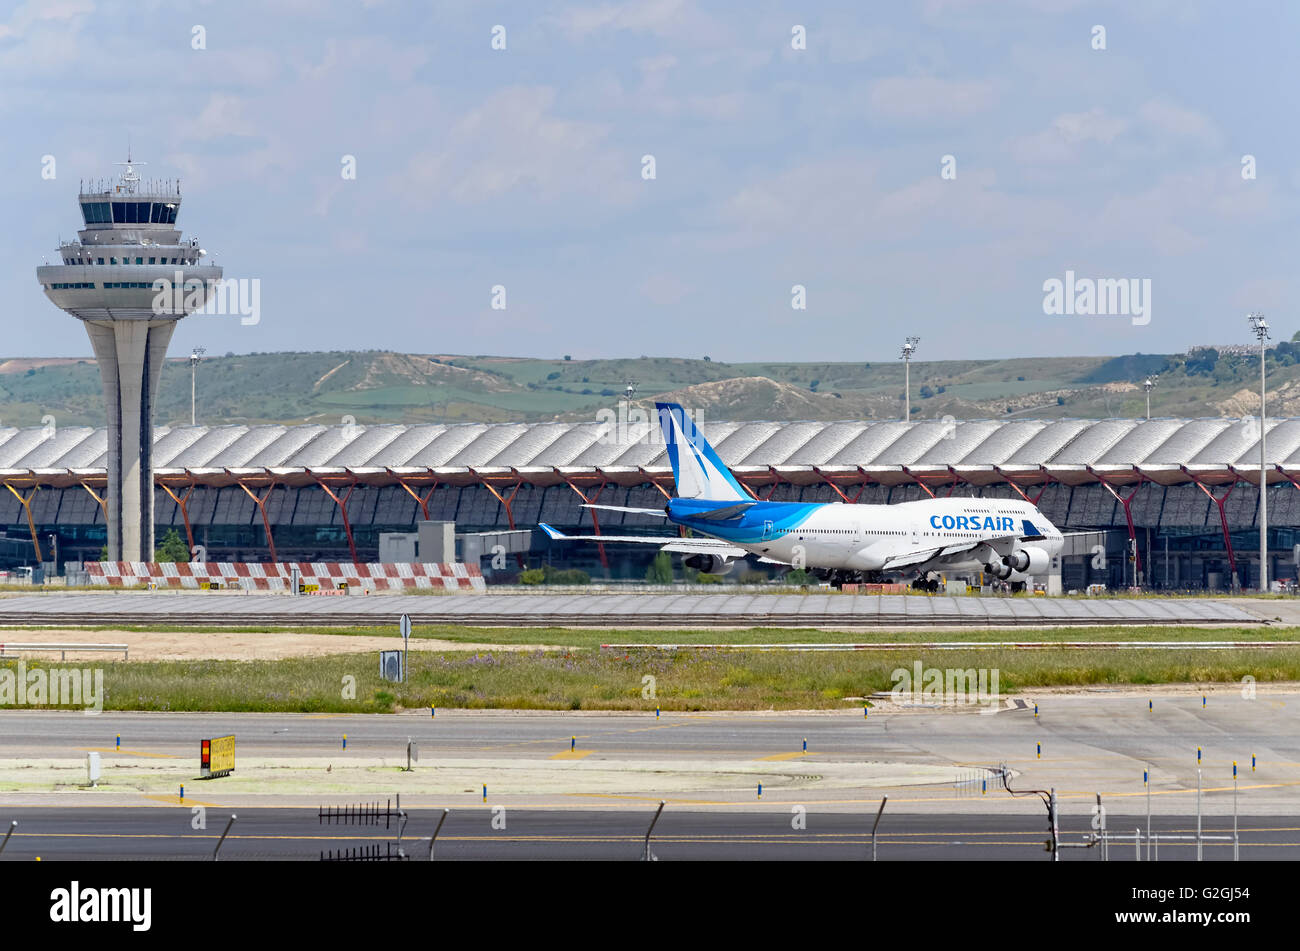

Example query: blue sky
[3,0,1299,363]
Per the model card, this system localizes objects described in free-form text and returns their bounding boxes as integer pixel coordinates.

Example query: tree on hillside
[1185,348,1218,376]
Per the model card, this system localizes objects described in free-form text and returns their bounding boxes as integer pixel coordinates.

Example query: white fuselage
[732,497,1063,575]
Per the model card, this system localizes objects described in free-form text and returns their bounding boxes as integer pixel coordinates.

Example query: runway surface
[1,806,1292,861]
[0,590,1263,627]
[4,690,1298,858]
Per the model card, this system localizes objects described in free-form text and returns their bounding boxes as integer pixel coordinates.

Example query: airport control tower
[36,157,222,562]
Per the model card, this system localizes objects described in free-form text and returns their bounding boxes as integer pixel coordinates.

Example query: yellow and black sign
[200,735,235,778]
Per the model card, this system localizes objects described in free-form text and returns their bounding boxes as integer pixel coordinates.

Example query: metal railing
[0,642,128,660]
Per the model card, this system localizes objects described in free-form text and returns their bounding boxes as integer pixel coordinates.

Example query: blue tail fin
[655,402,752,502]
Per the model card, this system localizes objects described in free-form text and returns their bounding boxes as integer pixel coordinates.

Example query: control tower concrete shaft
[37,157,221,562]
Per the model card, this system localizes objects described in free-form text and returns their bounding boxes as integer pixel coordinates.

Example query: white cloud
[395,86,628,207]
[0,0,94,40]
[1137,99,1217,142]
[868,76,1000,120]
[1013,108,1127,162]
[179,94,258,142]
[555,0,690,39]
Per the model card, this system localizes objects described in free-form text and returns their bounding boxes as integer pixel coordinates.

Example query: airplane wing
[580,501,755,520]
[882,545,962,570]
[580,504,669,517]
[691,501,757,520]
[880,538,1001,571]
[538,523,747,558]
[881,524,1052,571]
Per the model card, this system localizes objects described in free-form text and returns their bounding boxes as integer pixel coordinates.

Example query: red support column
[638,469,686,537]
[1183,468,1238,585]
[995,467,1056,506]
[944,466,963,498]
[80,481,108,526]
[313,475,359,563]
[814,468,868,504]
[760,467,784,501]
[901,467,937,499]
[479,479,524,530]
[158,479,198,556]
[394,470,439,520]
[637,468,674,502]
[3,483,42,562]
[1090,468,1146,579]
[1276,466,1300,498]
[480,477,527,568]
[235,477,280,563]
[559,475,610,573]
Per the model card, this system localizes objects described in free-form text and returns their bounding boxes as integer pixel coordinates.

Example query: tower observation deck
[36,156,222,561]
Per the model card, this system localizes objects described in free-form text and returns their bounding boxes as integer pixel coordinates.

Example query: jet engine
[986,546,1049,579]
[683,553,734,575]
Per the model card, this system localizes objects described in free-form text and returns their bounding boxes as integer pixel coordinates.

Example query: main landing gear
[910,571,941,593]
[807,569,886,589]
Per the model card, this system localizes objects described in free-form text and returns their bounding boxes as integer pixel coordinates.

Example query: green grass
[3,646,1298,713]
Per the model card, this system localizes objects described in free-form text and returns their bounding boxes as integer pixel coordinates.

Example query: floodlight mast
[901,337,920,422]
[190,346,206,426]
[1249,313,1269,592]
[1142,376,1158,420]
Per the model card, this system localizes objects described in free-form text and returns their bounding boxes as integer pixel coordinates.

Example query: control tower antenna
[113,140,146,194]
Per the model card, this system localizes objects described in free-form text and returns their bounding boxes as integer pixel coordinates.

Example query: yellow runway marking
[80,748,178,759]
[756,751,811,762]
[140,794,222,807]
[549,750,593,760]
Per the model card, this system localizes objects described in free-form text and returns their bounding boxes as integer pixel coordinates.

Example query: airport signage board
[201,735,236,778]
[380,650,403,682]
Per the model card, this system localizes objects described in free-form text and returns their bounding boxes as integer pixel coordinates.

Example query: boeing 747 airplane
[541,403,1064,590]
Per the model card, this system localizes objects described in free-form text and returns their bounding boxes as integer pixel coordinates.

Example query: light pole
[1142,376,1157,420]
[189,346,205,426]
[1248,313,1269,593]
[901,336,920,422]
[625,379,637,401]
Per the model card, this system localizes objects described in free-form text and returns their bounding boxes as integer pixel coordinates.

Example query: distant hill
[0,346,1292,428]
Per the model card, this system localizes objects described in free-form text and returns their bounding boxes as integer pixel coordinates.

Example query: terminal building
[0,415,1296,590]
